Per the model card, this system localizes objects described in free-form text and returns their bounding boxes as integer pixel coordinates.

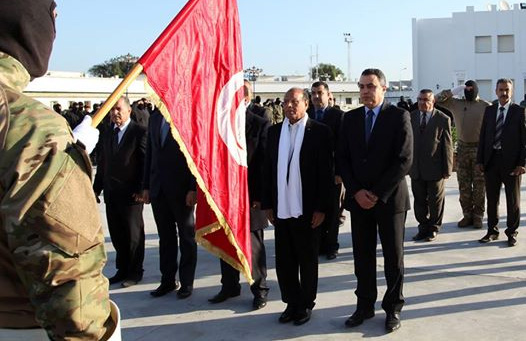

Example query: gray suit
[409,108,453,234]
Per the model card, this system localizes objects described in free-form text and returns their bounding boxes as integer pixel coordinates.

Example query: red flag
[138,0,252,282]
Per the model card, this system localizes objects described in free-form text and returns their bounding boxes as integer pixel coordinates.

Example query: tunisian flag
[138,0,252,282]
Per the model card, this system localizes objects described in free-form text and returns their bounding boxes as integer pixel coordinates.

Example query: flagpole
[91,63,144,127]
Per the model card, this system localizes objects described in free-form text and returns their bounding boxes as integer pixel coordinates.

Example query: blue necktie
[365,110,374,143]
[315,109,324,121]
[160,119,170,146]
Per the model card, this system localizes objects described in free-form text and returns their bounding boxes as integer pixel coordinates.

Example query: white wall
[413,4,526,102]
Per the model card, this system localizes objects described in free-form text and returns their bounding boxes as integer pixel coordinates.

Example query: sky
[50,0,504,82]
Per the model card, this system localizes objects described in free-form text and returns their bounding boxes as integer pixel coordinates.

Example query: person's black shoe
[108,272,126,284]
[425,231,437,242]
[278,305,296,323]
[293,308,312,325]
[150,282,180,297]
[252,296,267,310]
[457,217,473,228]
[385,312,401,333]
[345,309,375,328]
[412,231,428,241]
[176,286,193,299]
[326,251,338,260]
[208,288,241,303]
[507,234,518,247]
[479,233,499,243]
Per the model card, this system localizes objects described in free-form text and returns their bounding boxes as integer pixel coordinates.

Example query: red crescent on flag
[216,71,247,167]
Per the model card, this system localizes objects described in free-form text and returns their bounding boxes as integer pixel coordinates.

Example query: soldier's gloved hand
[72,115,99,154]
[451,85,466,96]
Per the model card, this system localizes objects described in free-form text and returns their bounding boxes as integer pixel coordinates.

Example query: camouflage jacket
[0,52,114,340]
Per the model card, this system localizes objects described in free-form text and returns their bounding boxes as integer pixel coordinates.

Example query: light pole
[244,66,262,95]
[399,67,407,96]
[343,33,353,81]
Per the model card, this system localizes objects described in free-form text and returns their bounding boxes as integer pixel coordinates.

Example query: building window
[475,36,492,53]
[498,35,514,53]
[345,97,353,105]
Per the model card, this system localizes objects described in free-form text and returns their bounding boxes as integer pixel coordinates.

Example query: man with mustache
[476,79,526,246]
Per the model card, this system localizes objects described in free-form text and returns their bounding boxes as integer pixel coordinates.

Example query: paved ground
[101,174,526,340]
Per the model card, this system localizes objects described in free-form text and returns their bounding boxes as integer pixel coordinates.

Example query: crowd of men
[2,3,526,339]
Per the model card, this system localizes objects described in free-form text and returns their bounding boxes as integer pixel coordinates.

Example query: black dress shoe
[177,286,193,299]
[208,289,241,303]
[293,308,312,325]
[385,312,401,332]
[252,296,267,310]
[479,233,499,243]
[345,309,375,328]
[150,282,180,297]
[426,231,437,242]
[278,306,296,323]
[412,231,427,241]
[326,251,338,260]
[108,272,126,284]
[508,235,518,247]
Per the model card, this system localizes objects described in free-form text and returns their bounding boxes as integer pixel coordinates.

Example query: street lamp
[244,66,262,95]
[343,33,353,81]
[399,67,407,96]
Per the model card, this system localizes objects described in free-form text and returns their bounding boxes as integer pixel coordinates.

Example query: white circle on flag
[216,72,248,167]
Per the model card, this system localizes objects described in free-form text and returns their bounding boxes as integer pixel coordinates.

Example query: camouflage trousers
[456,142,485,219]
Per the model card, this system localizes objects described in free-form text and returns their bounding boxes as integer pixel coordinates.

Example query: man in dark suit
[142,108,197,299]
[209,80,271,309]
[476,78,526,247]
[410,89,454,242]
[262,87,332,326]
[338,68,413,333]
[309,81,344,260]
[94,96,147,288]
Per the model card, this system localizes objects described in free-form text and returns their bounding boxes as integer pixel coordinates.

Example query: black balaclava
[464,80,479,102]
[0,1,57,79]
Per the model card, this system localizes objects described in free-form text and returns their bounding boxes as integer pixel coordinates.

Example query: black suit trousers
[274,216,320,310]
[411,178,445,232]
[484,152,521,235]
[151,191,197,287]
[319,183,342,253]
[219,228,269,298]
[106,201,145,280]
[350,206,406,313]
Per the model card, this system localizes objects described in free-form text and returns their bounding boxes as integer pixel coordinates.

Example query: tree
[88,53,139,77]
[310,63,345,81]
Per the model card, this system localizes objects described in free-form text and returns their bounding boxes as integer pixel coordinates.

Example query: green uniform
[0,52,114,340]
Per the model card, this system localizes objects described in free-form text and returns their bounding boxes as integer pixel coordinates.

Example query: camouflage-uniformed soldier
[0,1,116,340]
[437,81,491,228]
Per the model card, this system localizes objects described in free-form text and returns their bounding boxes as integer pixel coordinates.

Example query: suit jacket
[477,103,526,173]
[261,118,333,218]
[338,101,413,213]
[93,120,147,204]
[143,111,196,203]
[246,108,270,203]
[308,106,343,153]
[409,108,453,181]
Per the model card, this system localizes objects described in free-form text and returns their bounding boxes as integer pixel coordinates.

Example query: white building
[412,2,526,102]
[24,72,361,111]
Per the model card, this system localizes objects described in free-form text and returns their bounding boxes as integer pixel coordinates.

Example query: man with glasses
[409,90,453,242]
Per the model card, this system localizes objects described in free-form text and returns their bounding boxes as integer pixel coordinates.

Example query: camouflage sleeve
[1,90,114,339]
[436,89,453,103]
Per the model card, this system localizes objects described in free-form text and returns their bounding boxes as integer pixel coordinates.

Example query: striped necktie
[493,106,505,149]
